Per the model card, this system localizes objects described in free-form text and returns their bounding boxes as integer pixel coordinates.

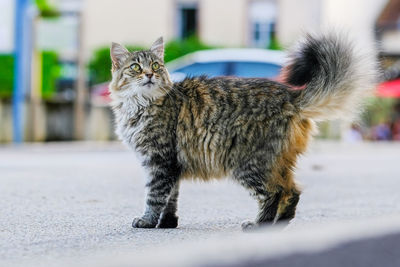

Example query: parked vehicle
[167,48,286,82]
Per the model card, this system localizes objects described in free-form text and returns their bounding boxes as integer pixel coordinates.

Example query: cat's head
[109,37,172,102]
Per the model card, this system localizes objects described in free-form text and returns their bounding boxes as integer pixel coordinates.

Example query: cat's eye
[130,63,141,72]
[152,62,160,71]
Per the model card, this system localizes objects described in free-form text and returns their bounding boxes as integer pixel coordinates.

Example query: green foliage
[267,35,283,50]
[0,55,14,98]
[35,0,60,17]
[0,52,60,99]
[88,47,111,85]
[362,97,397,126]
[41,51,60,99]
[164,36,214,63]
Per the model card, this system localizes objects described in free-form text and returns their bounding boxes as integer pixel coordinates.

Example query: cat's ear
[150,37,164,60]
[110,42,130,71]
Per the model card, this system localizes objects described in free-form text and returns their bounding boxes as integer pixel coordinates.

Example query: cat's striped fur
[109,34,377,229]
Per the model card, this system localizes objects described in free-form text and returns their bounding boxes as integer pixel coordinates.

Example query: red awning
[376,79,400,98]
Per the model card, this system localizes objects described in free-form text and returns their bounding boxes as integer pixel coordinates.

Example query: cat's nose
[145,73,153,79]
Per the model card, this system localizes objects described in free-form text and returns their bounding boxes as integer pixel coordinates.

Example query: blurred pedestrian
[371,121,392,141]
[391,119,400,141]
[343,123,363,142]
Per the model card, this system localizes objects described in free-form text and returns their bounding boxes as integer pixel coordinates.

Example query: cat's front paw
[158,213,178,228]
[132,217,157,228]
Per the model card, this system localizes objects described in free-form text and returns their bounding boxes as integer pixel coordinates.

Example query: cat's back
[174,76,296,114]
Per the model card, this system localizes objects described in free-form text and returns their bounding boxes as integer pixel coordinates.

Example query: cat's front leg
[158,182,180,228]
[132,163,180,229]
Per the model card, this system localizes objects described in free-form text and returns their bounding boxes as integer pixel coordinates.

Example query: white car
[167,48,287,82]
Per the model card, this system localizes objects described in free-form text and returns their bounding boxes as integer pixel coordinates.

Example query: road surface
[0,141,399,266]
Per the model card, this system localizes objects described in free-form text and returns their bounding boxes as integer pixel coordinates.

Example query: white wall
[0,0,15,53]
[322,0,387,49]
[382,30,400,54]
[82,0,174,57]
[277,0,388,48]
[277,0,321,47]
[199,0,247,47]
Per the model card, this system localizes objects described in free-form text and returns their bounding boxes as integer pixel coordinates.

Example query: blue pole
[13,0,30,143]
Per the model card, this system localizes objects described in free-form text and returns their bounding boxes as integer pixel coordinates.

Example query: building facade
[82,0,388,58]
[82,0,281,57]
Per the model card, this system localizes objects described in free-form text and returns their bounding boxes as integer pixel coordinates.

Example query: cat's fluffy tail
[284,33,378,121]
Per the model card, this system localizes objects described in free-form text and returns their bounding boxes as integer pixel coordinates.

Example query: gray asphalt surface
[1,141,399,266]
[227,232,400,267]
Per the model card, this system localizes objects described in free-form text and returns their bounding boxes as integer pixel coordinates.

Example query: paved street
[1,141,400,266]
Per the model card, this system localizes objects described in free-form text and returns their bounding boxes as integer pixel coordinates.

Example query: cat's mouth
[143,81,155,86]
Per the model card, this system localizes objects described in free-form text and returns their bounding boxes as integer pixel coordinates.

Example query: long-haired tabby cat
[109,34,376,230]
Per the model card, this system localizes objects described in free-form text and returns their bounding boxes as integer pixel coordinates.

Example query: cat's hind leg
[241,186,297,230]
[232,162,276,230]
[275,188,300,223]
[233,160,300,230]
[254,186,300,226]
[260,158,302,226]
[269,143,303,224]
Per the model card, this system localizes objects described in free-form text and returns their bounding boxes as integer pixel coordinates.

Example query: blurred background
[1,0,400,143]
[2,2,400,266]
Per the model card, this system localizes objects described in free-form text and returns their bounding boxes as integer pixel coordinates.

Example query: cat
[109,34,377,230]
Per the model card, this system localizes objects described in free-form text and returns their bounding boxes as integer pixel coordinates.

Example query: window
[252,22,271,47]
[177,4,198,39]
[249,0,277,48]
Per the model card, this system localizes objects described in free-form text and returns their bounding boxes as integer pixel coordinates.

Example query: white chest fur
[112,98,147,151]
